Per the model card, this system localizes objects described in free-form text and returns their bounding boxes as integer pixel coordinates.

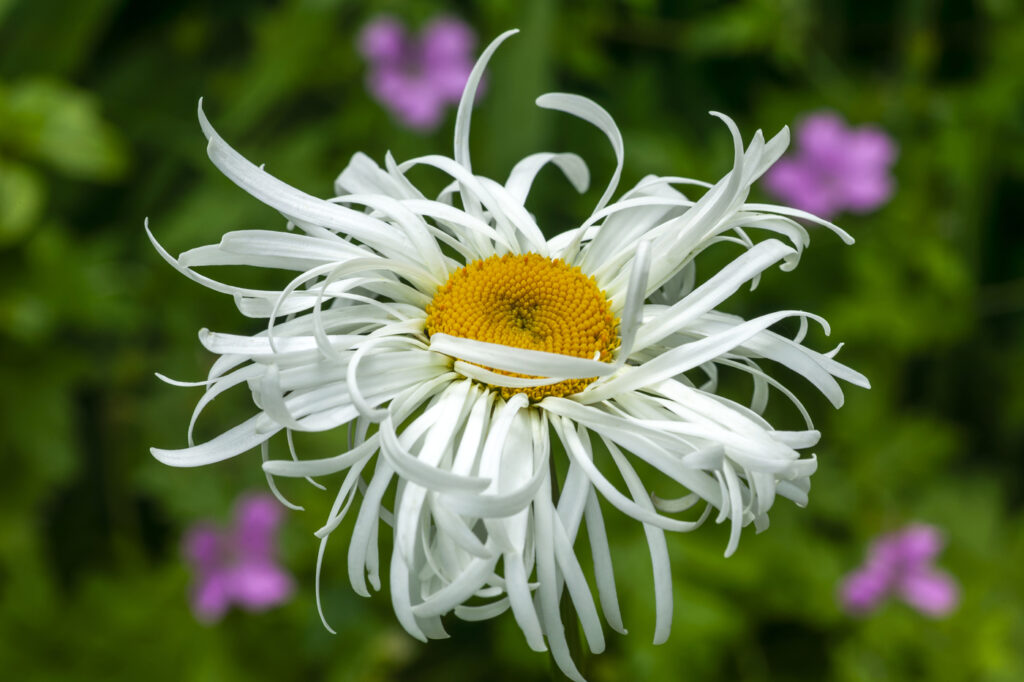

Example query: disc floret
[425,253,619,400]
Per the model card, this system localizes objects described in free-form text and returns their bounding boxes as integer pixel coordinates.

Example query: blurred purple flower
[183,493,294,623]
[763,111,897,219]
[358,15,479,131]
[840,523,959,617]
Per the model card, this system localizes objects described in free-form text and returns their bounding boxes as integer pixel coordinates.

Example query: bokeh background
[2,0,1023,680]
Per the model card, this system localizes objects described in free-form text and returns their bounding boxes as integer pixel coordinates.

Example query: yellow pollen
[425,253,619,401]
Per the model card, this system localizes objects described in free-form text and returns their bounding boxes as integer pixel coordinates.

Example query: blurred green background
[2,0,1023,680]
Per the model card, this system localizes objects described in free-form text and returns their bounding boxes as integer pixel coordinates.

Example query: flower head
[762,111,897,219]
[152,30,868,681]
[358,15,479,131]
[840,523,959,617]
[183,493,294,622]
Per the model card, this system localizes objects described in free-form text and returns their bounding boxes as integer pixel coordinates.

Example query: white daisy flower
[151,30,868,681]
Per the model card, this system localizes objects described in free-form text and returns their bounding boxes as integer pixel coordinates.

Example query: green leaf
[0,157,44,245]
[0,79,128,181]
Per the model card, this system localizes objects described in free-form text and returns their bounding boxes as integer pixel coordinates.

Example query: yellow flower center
[425,253,619,401]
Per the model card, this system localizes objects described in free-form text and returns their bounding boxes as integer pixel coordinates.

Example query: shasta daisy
[151,29,868,681]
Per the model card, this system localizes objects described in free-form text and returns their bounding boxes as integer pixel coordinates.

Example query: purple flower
[840,523,959,617]
[763,111,897,219]
[182,493,294,623]
[358,16,479,131]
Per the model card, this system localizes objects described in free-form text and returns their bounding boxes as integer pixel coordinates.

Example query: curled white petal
[430,333,616,379]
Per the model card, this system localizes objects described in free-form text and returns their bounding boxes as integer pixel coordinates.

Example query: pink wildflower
[840,523,959,617]
[358,16,479,131]
[763,111,897,219]
[183,493,294,622]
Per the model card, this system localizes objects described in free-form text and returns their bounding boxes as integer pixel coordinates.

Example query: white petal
[262,433,380,478]
[334,151,410,198]
[454,599,511,621]
[583,489,626,635]
[259,439,303,510]
[578,185,691,278]
[449,387,494,477]
[550,509,605,654]
[348,459,394,597]
[401,197,512,254]
[541,398,722,505]
[636,112,751,293]
[444,396,548,519]
[179,229,366,270]
[186,364,263,446]
[410,551,501,618]
[555,455,590,542]
[147,220,283,300]
[721,460,744,557]
[613,239,650,361]
[742,202,855,245]
[429,499,492,559]
[632,239,797,353]
[198,329,358,356]
[686,311,870,404]
[531,476,586,682]
[452,361,575,389]
[552,415,706,532]
[313,456,373,537]
[584,310,831,404]
[505,152,589,204]
[431,333,615,380]
[151,412,279,467]
[536,93,623,218]
[197,100,414,259]
[335,192,450,284]
[398,154,537,255]
[315,534,337,634]
[392,381,476,563]
[453,29,520,218]
[389,533,430,642]
[504,551,548,651]
[379,417,491,494]
[346,337,433,421]
[476,175,549,254]
[604,439,674,644]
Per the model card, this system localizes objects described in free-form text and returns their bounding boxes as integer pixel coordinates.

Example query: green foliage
[2,0,1023,680]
